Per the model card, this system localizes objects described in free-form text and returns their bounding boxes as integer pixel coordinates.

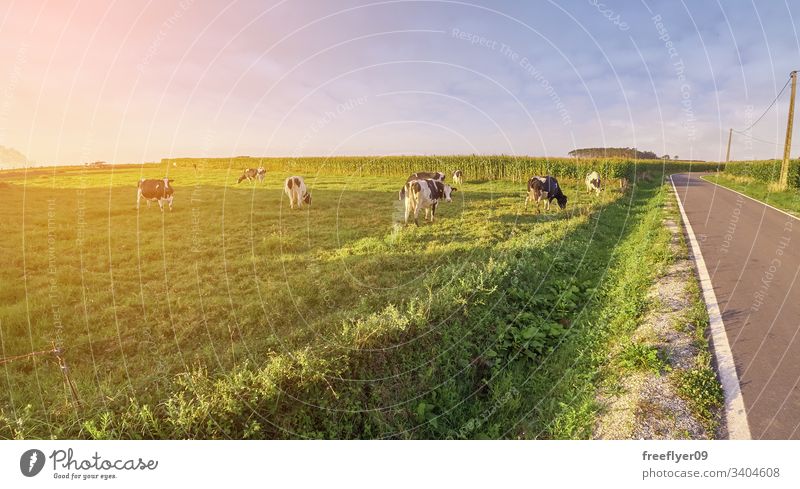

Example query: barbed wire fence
[0,326,83,412]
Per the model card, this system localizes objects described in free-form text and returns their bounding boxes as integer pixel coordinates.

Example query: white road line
[670,175,752,440]
[700,174,800,222]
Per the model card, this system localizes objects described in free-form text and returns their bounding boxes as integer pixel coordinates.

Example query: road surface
[672,173,800,439]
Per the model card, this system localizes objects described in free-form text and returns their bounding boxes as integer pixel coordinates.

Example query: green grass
[662,190,723,434]
[0,161,675,439]
[704,173,800,216]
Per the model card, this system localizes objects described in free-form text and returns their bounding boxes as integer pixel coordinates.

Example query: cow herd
[136,168,608,225]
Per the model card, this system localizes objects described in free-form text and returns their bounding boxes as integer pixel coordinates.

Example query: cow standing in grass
[137,178,174,211]
[238,167,266,183]
[398,171,445,200]
[453,170,464,185]
[526,175,567,212]
[585,171,601,194]
[404,178,456,225]
[284,176,312,209]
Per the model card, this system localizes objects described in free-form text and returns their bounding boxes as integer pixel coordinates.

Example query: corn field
[161,155,723,183]
[723,159,800,189]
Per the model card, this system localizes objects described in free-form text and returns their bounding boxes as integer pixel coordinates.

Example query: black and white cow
[526,175,567,212]
[284,176,312,209]
[404,178,456,225]
[398,171,445,200]
[137,178,174,211]
[238,167,266,183]
[452,170,464,185]
[585,171,601,194]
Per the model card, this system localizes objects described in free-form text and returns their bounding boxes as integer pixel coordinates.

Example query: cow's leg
[158,199,164,212]
[414,206,420,226]
[430,202,437,222]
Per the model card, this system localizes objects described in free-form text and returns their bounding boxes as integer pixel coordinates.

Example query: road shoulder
[594,185,725,439]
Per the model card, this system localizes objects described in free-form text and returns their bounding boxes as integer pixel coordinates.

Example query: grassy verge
[662,195,723,434]
[704,174,800,216]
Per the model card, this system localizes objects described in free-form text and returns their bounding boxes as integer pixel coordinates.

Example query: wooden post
[726,128,733,162]
[780,70,798,190]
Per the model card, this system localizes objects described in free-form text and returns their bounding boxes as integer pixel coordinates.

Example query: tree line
[568,147,678,160]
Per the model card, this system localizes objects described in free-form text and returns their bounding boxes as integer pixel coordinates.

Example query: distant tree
[568,147,661,159]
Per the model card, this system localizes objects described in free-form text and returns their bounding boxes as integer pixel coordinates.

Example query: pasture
[1,160,676,438]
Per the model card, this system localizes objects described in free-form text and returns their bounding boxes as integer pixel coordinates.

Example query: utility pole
[780,70,798,190]
[726,128,733,162]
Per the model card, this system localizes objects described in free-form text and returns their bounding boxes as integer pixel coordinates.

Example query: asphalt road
[672,173,800,439]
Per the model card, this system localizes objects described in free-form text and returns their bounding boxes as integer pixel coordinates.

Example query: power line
[736,75,792,133]
[731,129,782,146]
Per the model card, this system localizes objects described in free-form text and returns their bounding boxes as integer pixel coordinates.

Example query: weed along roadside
[0,163,721,439]
[593,187,723,439]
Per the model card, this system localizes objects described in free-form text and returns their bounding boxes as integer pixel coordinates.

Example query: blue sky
[2,0,799,164]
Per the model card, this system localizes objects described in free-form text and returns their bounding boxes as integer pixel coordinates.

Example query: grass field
[704,173,800,216]
[1,161,679,439]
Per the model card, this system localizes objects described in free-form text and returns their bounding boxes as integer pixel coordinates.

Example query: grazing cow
[398,171,445,200]
[237,167,263,183]
[453,170,464,185]
[137,178,174,211]
[404,178,456,225]
[585,171,601,194]
[526,175,567,212]
[284,176,312,209]
[256,167,266,183]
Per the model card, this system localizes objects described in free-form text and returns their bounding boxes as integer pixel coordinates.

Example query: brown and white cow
[452,170,464,185]
[585,171,601,194]
[137,178,174,211]
[284,176,312,209]
[398,171,445,200]
[238,166,266,183]
[404,178,456,225]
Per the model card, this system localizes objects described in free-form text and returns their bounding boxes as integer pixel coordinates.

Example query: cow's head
[555,193,567,209]
[443,185,456,202]
[303,192,312,205]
